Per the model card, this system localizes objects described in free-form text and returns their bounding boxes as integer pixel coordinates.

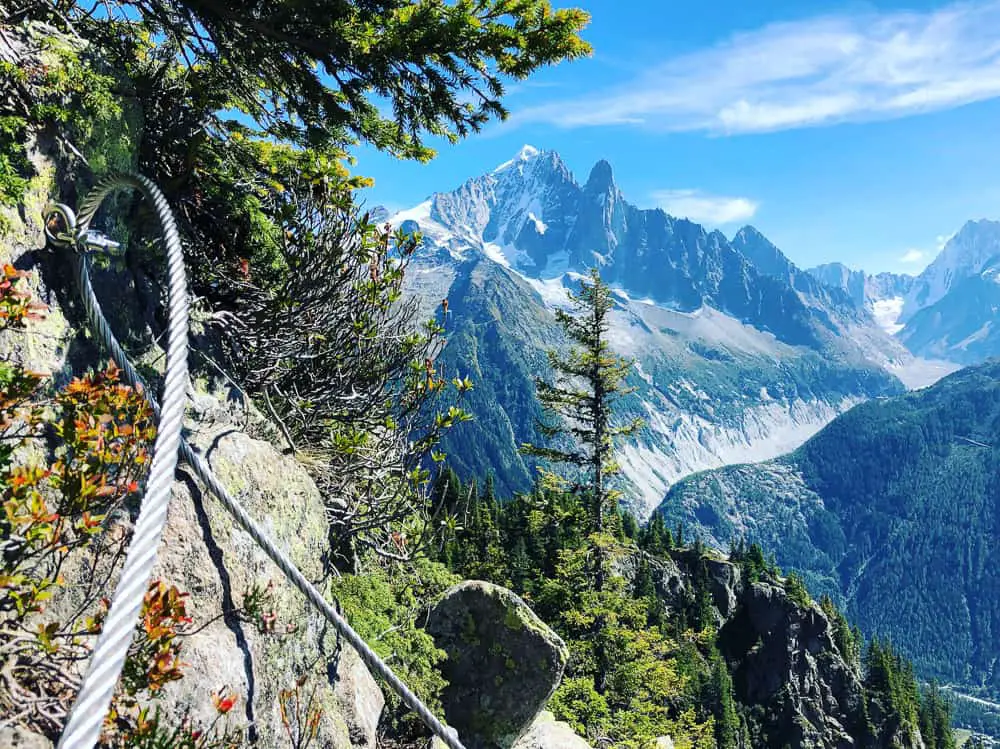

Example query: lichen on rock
[424,581,569,749]
[510,711,593,749]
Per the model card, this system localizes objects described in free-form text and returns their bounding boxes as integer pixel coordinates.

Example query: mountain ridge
[394,146,940,513]
[401,145,913,364]
[656,360,1000,712]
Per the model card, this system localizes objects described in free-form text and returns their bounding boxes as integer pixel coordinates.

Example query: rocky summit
[393,146,944,514]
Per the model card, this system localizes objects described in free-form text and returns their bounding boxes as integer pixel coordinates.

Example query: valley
[391,146,962,514]
[389,145,1000,738]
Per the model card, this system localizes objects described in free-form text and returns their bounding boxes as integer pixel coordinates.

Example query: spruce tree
[621,510,639,539]
[707,652,739,749]
[522,267,642,587]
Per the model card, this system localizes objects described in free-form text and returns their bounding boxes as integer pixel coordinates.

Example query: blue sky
[355,0,1000,274]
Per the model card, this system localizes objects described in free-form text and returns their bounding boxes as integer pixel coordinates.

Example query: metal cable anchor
[43,202,122,255]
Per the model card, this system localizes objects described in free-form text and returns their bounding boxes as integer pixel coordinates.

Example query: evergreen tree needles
[521,267,642,553]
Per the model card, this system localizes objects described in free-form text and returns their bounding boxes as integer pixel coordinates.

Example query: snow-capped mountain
[807,221,1000,367]
[807,263,915,335]
[899,268,1000,364]
[901,219,1000,323]
[391,146,946,515]
[884,220,1000,363]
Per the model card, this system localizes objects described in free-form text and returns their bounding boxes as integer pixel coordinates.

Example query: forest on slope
[659,362,1000,709]
[427,465,961,749]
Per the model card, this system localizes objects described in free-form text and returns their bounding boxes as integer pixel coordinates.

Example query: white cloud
[899,248,927,264]
[509,0,1000,134]
[936,231,957,249]
[652,189,759,225]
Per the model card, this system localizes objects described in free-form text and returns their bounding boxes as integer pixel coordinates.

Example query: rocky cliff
[1,132,586,749]
[617,550,895,749]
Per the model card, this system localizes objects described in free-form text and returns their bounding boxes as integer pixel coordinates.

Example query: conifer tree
[522,267,642,587]
[707,652,740,749]
[639,512,672,555]
[919,682,957,749]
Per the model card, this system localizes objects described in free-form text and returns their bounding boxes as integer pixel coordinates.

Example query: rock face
[2,145,385,746]
[720,582,864,749]
[614,549,741,626]
[424,581,569,749]
[615,550,887,749]
[156,395,384,746]
[511,712,592,749]
[26,390,385,747]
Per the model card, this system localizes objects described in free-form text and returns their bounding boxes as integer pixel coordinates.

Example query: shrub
[330,557,457,738]
[784,572,811,609]
[0,266,243,745]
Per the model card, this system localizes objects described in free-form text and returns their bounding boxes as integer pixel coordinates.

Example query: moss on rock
[424,580,568,749]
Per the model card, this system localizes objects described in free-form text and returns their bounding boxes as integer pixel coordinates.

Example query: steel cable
[54,173,465,749]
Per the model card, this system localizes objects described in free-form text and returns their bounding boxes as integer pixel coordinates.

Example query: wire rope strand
[55,173,466,749]
[58,174,190,749]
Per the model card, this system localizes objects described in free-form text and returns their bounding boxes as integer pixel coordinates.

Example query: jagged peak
[584,159,616,194]
[922,217,1000,280]
[734,225,771,244]
[517,144,540,160]
[956,217,1000,234]
[938,218,1000,256]
[492,144,544,173]
[707,228,729,245]
[811,261,851,273]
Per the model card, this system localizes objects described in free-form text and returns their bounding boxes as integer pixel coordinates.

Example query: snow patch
[612,286,631,301]
[871,296,905,335]
[982,266,1000,284]
[527,211,547,235]
[633,360,653,386]
[388,199,474,262]
[482,242,512,268]
[525,275,573,308]
[493,144,541,174]
[482,240,536,269]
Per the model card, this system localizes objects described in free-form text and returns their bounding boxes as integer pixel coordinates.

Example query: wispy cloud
[509,0,1000,134]
[652,189,759,225]
[899,248,927,264]
[936,232,957,249]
